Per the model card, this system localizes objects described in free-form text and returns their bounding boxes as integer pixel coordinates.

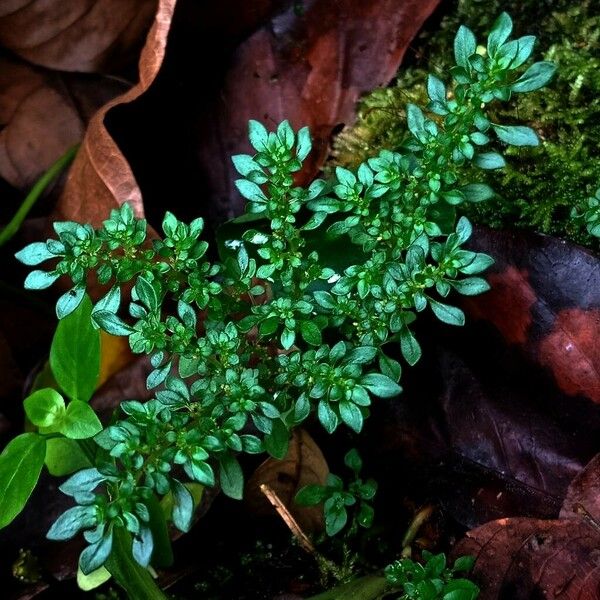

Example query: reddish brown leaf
[561,454,600,523]
[538,309,600,404]
[464,227,600,406]
[0,55,128,190]
[0,0,157,73]
[453,455,600,599]
[246,429,328,533]
[53,0,177,226]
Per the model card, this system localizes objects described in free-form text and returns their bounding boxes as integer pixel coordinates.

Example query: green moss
[332,0,600,250]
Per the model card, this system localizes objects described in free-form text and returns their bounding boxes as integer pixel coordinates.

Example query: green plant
[333,0,599,249]
[6,12,553,597]
[571,188,600,238]
[295,449,376,536]
[385,552,479,600]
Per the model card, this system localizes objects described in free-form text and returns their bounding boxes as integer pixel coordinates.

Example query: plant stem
[105,528,168,600]
[0,145,78,247]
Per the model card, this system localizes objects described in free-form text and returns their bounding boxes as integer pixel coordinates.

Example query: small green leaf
[451,277,490,296]
[235,179,267,203]
[318,400,338,433]
[79,530,113,575]
[360,373,402,398]
[340,401,363,433]
[61,401,103,439]
[248,120,268,151]
[487,12,512,57]
[92,311,134,336]
[0,433,46,528]
[324,497,347,536]
[429,300,465,326]
[51,295,100,403]
[296,126,312,161]
[511,61,556,93]
[493,124,539,147]
[172,480,194,532]
[24,270,60,290]
[264,419,290,460]
[77,565,111,591]
[300,321,322,346]
[15,242,55,266]
[344,448,362,474]
[454,25,476,69]
[219,454,244,500]
[56,285,86,319]
[399,328,422,366]
[378,353,402,381]
[295,484,329,506]
[461,183,495,203]
[474,152,506,170]
[24,388,66,429]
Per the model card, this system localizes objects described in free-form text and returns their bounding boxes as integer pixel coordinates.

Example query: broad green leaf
[61,401,103,439]
[47,505,96,540]
[24,388,65,429]
[264,419,290,460]
[300,320,322,346]
[79,529,113,575]
[24,270,59,290]
[487,12,512,57]
[461,183,495,203]
[50,295,100,402]
[0,433,46,528]
[295,484,329,506]
[340,401,363,433]
[474,152,506,170]
[45,438,91,476]
[15,242,55,266]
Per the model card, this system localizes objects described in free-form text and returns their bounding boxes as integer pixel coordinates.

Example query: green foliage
[295,449,377,536]
[0,433,46,528]
[385,552,479,600]
[332,0,600,250]
[571,188,600,238]
[12,14,553,576]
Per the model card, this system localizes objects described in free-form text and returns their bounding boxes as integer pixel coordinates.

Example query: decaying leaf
[246,429,329,533]
[453,453,600,599]
[0,0,157,73]
[53,0,177,226]
[0,56,128,191]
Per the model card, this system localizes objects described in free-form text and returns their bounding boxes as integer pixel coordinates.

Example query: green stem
[0,145,78,247]
[105,528,168,600]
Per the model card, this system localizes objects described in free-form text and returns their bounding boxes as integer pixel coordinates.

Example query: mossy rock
[331,0,600,251]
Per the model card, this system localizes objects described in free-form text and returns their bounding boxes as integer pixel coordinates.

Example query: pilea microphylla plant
[2,13,555,598]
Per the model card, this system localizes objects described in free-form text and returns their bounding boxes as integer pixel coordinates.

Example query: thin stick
[401,504,435,557]
[259,483,316,554]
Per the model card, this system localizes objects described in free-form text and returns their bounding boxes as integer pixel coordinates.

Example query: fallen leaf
[0,55,129,191]
[463,226,600,404]
[246,429,329,533]
[453,454,600,599]
[0,0,157,73]
[97,332,135,388]
[53,0,177,226]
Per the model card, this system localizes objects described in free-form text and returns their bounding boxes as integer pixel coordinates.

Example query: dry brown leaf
[0,55,128,190]
[246,429,329,533]
[453,454,600,599]
[53,0,176,226]
[0,0,157,73]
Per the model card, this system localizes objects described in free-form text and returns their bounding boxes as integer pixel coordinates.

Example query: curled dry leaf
[246,429,329,533]
[453,453,600,600]
[0,0,157,73]
[0,56,129,191]
[53,0,177,226]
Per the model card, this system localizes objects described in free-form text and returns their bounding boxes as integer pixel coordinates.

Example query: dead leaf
[0,55,129,191]
[246,429,329,533]
[53,0,177,226]
[0,0,157,73]
[453,454,600,599]
[97,331,135,388]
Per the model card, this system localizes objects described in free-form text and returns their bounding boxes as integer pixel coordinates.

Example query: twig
[401,504,435,557]
[259,483,316,554]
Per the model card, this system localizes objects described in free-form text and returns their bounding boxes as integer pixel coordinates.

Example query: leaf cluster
[295,448,376,537]
[11,13,554,575]
[384,552,479,600]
